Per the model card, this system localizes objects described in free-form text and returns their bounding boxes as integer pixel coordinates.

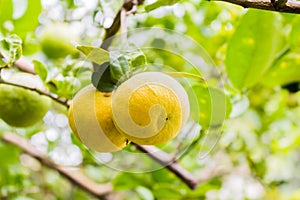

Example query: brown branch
[120,7,128,42]
[170,122,198,160]
[12,57,200,190]
[14,56,36,74]
[214,0,300,14]
[1,132,113,199]
[8,0,200,190]
[100,0,145,50]
[134,144,198,189]
[98,0,200,186]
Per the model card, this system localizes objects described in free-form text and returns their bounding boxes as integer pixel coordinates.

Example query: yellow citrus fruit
[0,73,51,127]
[68,85,128,152]
[40,23,79,59]
[112,72,190,145]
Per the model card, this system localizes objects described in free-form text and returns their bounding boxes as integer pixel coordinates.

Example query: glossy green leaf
[289,16,300,49]
[13,0,42,38]
[114,44,147,73]
[77,45,109,65]
[33,60,48,82]
[0,0,13,30]
[110,55,130,83]
[263,51,300,87]
[91,62,116,92]
[47,77,80,99]
[145,0,181,12]
[0,34,22,67]
[191,85,232,129]
[225,9,282,89]
[130,53,146,68]
[125,49,147,70]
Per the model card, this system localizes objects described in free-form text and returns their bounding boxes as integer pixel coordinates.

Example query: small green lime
[0,73,51,127]
[40,23,79,59]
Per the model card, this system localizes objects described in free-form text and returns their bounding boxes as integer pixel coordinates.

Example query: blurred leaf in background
[0,0,300,199]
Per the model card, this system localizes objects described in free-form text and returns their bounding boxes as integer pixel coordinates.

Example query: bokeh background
[1,0,300,199]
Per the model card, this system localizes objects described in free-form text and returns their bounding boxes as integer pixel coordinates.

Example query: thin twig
[100,0,145,50]
[1,132,113,199]
[8,0,201,190]
[126,0,139,15]
[214,0,300,14]
[14,56,36,74]
[120,7,128,43]
[170,122,198,160]
[0,79,70,108]
[134,144,199,189]
[11,56,200,190]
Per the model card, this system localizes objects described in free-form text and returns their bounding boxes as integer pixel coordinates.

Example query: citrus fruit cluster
[68,72,190,152]
[0,73,51,127]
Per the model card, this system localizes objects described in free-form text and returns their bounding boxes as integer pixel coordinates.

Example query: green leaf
[0,34,22,67]
[125,50,147,70]
[225,9,282,89]
[110,55,130,83]
[130,53,146,68]
[263,51,300,87]
[152,184,182,199]
[0,57,6,67]
[136,186,154,200]
[76,45,109,65]
[33,60,48,82]
[145,0,181,12]
[47,77,80,99]
[289,16,300,49]
[0,142,20,167]
[164,72,205,83]
[151,168,176,183]
[113,173,152,190]
[112,43,147,74]
[13,0,42,38]
[191,85,232,129]
[0,0,13,30]
[91,62,116,92]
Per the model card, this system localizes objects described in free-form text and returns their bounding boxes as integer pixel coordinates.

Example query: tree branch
[11,57,200,190]
[14,56,36,74]
[134,144,198,189]
[214,0,300,14]
[0,79,70,108]
[7,0,200,190]
[100,0,145,50]
[1,132,113,199]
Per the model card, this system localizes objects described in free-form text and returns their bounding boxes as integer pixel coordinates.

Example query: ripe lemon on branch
[70,45,191,150]
[112,72,190,145]
[0,73,51,127]
[68,85,128,152]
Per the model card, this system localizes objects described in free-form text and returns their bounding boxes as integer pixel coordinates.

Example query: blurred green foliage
[0,0,300,199]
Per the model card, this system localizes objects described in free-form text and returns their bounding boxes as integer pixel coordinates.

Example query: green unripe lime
[40,23,79,59]
[0,73,51,127]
